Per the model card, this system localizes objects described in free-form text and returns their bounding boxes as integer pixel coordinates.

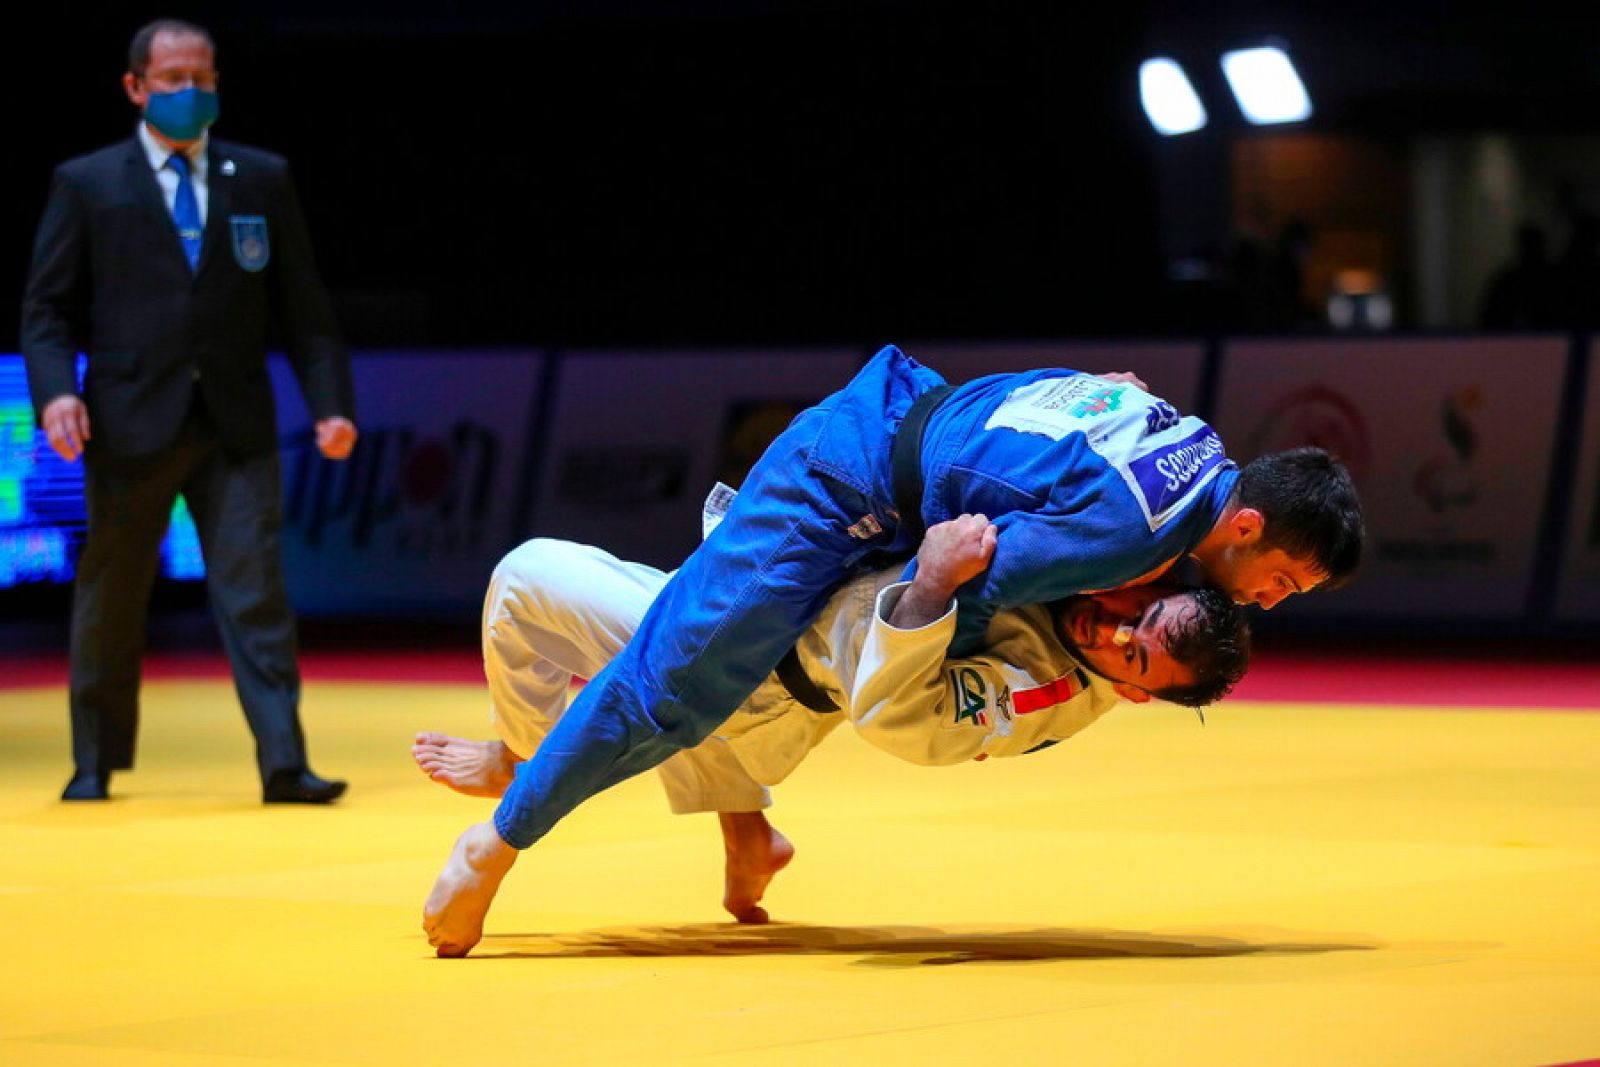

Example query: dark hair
[128,18,214,76]
[1236,446,1364,589]
[1152,586,1251,708]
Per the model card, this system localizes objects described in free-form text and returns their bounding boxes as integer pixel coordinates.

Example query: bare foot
[423,821,519,957]
[412,732,521,798]
[718,811,794,924]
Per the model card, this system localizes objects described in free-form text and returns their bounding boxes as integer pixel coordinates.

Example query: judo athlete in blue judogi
[424,345,1364,956]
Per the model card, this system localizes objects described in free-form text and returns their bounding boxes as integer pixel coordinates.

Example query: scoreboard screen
[1,353,203,588]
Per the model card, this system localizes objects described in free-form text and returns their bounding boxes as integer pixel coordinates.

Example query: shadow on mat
[476,922,1376,965]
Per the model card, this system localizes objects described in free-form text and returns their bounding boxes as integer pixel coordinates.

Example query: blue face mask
[144,86,219,142]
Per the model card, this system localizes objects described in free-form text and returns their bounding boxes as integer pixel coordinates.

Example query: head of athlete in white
[1053,584,1249,709]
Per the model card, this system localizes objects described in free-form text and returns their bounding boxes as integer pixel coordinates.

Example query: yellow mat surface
[2,679,1598,1066]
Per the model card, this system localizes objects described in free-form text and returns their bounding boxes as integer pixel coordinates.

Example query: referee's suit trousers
[68,396,307,782]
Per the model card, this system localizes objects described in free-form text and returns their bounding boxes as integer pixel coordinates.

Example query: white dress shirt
[136,121,210,225]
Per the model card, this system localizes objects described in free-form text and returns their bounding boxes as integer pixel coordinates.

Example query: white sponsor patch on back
[983,377,1133,440]
[986,378,1230,532]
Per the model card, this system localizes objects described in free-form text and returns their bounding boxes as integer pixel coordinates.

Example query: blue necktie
[166,152,202,271]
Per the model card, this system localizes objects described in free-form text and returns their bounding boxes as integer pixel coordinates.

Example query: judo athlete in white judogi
[414,515,1249,936]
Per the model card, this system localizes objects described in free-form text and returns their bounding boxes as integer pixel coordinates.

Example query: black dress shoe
[263,768,348,805]
[61,770,111,801]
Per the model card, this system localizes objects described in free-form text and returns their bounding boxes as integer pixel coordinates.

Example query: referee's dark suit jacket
[20,132,356,779]
[22,134,354,455]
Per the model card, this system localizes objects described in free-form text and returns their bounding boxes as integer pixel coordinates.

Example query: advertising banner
[1212,337,1568,619]
[904,340,1207,413]
[270,351,546,616]
[530,348,861,570]
[1554,348,1600,622]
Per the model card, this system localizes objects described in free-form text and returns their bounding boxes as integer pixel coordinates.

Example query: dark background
[11,0,1600,354]
[7,1,1161,350]
[5,1,1600,648]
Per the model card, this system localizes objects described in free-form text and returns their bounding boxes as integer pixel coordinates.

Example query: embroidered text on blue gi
[1126,423,1230,528]
[1143,401,1180,436]
[1155,431,1225,491]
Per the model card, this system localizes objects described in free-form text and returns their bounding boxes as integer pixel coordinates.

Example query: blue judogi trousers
[493,349,943,847]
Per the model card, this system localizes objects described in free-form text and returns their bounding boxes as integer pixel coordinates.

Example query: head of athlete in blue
[1054,584,1250,709]
[1189,447,1364,610]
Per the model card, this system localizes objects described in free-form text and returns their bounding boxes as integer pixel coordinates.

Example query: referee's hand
[315,416,359,460]
[41,395,90,463]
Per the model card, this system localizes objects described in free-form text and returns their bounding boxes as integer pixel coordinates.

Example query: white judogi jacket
[711,568,1118,787]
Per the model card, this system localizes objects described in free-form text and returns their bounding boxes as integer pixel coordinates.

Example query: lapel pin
[220,159,236,176]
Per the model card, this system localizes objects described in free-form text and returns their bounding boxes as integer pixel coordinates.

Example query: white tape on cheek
[1112,622,1134,647]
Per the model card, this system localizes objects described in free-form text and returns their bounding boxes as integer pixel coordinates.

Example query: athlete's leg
[415,539,667,795]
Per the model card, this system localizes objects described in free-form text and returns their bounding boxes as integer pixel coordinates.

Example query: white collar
[136,121,209,174]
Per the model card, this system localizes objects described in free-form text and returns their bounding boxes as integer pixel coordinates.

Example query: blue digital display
[0,353,204,588]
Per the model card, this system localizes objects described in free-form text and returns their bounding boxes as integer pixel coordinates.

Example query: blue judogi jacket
[809,349,1238,655]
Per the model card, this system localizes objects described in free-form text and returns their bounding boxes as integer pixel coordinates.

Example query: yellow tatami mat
[2,678,1598,1066]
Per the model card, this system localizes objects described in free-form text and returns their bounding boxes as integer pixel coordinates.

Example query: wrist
[889,582,956,629]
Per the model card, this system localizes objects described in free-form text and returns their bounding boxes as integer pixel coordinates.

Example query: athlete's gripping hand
[919,513,999,593]
[890,514,998,629]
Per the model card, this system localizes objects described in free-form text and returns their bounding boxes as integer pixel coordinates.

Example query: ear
[123,71,145,108]
[1113,683,1152,703]
[1231,506,1265,544]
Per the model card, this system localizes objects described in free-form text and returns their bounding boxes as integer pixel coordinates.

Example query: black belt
[890,384,954,544]
[774,647,838,713]
[773,382,955,715]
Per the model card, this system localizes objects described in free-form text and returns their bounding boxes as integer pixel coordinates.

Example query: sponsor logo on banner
[1243,385,1372,481]
[556,447,688,511]
[1412,388,1482,514]
[1380,386,1495,567]
[1245,382,1498,570]
[282,421,499,553]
